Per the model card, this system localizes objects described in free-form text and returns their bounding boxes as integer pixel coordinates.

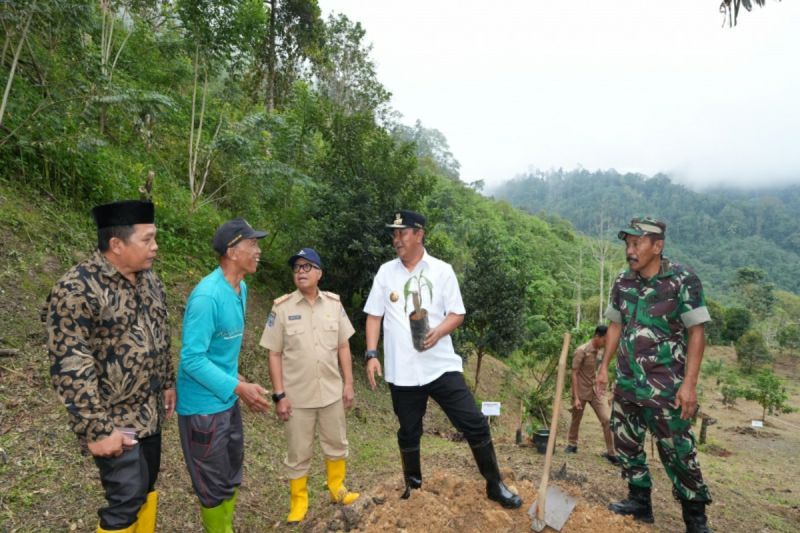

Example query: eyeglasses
[292,263,320,273]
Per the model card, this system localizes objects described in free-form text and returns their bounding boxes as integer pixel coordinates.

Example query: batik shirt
[44,251,174,447]
[605,258,710,407]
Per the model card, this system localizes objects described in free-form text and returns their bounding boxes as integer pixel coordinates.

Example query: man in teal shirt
[177,218,271,532]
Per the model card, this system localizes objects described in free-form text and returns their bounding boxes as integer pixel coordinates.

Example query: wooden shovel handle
[536,332,572,521]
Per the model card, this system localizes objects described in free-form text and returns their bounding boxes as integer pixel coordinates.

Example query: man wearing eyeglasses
[259,248,358,524]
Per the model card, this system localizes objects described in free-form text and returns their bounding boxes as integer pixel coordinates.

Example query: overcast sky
[317,0,800,190]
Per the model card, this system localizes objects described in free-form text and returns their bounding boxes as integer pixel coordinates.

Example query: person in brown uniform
[565,325,619,465]
[259,248,359,524]
[44,200,174,533]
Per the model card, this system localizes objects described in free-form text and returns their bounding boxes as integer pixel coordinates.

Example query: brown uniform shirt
[572,341,602,401]
[259,290,355,408]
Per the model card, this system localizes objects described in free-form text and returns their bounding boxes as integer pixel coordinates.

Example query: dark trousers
[389,371,491,450]
[178,402,244,508]
[94,433,161,529]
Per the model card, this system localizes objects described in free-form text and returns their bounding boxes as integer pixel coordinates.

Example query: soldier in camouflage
[595,217,712,533]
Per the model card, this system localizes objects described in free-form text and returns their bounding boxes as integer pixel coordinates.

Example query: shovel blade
[527,486,578,532]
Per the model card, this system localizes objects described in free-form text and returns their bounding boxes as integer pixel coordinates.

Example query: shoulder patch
[273,293,291,306]
[322,291,340,301]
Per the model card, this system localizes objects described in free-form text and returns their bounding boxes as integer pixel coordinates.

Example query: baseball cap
[212,218,268,255]
[288,247,322,269]
[618,216,666,240]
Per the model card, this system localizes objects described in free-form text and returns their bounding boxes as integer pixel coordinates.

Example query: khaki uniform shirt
[259,290,355,408]
[572,341,602,401]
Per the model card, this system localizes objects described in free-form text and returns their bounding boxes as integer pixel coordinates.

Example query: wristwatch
[364,349,378,361]
[271,391,286,403]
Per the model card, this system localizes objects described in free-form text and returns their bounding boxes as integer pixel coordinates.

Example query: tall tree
[177,0,244,209]
[0,1,35,128]
[262,0,323,111]
[459,229,527,391]
[733,267,776,319]
[392,120,460,180]
[312,13,390,118]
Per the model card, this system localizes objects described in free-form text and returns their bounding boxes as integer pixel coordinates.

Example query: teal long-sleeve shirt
[176,267,247,415]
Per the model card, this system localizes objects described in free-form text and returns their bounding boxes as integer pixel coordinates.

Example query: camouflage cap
[617,216,666,240]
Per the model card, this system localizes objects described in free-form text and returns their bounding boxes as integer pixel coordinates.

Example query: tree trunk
[575,247,582,329]
[188,46,199,202]
[265,0,277,111]
[0,6,34,128]
[188,48,210,210]
[474,349,484,391]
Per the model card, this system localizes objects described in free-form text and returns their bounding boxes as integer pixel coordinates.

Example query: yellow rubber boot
[287,477,309,524]
[326,458,359,505]
[136,491,158,533]
[97,522,137,533]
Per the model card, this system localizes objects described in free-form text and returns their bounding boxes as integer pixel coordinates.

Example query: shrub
[742,369,794,420]
[735,329,771,374]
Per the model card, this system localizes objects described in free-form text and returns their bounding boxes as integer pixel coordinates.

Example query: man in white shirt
[363,210,522,509]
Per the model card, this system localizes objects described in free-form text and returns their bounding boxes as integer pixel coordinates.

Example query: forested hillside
[0,2,614,394]
[493,169,800,298]
[3,2,800,531]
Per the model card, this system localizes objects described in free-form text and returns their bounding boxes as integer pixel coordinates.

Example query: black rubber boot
[681,500,712,533]
[400,447,422,499]
[608,485,655,523]
[470,441,523,509]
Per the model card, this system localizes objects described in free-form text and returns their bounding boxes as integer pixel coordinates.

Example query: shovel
[528,332,578,532]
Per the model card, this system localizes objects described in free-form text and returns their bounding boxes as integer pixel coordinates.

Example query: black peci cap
[91,200,155,229]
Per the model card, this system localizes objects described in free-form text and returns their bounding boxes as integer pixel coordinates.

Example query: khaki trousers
[567,395,615,454]
[285,399,348,479]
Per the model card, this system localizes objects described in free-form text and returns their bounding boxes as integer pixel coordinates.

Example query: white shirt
[364,250,466,386]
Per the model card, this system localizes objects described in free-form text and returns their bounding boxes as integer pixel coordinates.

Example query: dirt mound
[726,426,780,438]
[312,469,651,533]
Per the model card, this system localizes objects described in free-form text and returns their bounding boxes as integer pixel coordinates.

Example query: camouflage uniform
[605,257,712,503]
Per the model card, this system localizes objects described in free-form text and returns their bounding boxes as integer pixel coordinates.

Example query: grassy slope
[0,183,526,531]
[2,183,799,532]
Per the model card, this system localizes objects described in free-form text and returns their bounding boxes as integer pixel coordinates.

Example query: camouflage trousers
[611,396,711,503]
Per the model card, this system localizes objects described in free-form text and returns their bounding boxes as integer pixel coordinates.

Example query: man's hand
[275,397,292,421]
[595,367,609,398]
[87,430,135,458]
[163,388,176,419]
[366,358,382,390]
[235,381,271,413]
[573,397,583,411]
[343,383,355,409]
[423,326,444,350]
[673,382,699,420]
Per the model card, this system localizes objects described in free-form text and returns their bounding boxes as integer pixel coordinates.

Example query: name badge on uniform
[288,315,301,321]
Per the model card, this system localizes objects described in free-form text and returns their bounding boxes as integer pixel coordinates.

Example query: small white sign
[751,420,763,428]
[481,401,501,416]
